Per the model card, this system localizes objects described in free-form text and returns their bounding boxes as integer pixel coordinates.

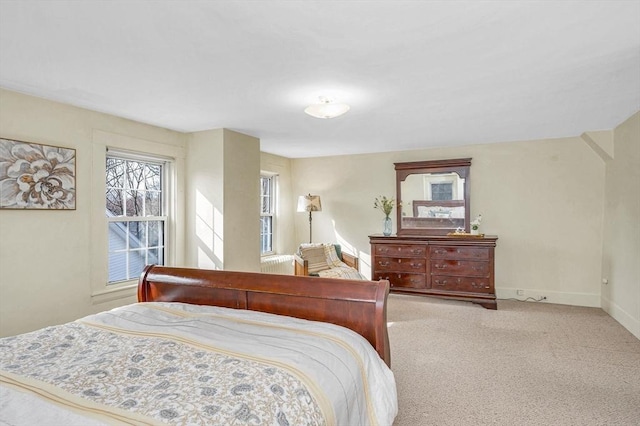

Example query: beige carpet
[387,294,640,426]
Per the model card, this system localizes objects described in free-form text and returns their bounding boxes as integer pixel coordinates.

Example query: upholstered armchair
[294,243,366,280]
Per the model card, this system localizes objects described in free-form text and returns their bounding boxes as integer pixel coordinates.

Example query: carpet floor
[387,294,640,426]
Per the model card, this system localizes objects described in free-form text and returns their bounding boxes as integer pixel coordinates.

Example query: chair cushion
[325,244,344,268]
[299,245,330,274]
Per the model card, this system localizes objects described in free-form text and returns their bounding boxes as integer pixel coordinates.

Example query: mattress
[0,302,398,425]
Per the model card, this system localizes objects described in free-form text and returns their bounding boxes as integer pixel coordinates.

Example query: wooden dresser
[369,234,498,309]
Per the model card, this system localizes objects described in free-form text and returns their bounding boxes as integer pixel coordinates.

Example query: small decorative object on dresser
[374,195,395,236]
[370,234,498,309]
[470,214,482,235]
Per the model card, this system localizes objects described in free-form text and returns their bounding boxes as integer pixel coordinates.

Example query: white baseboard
[496,287,600,308]
[601,295,640,340]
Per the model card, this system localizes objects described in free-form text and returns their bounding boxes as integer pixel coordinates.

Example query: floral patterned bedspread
[0,302,398,426]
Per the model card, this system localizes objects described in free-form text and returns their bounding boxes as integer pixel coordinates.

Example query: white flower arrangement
[471,214,482,231]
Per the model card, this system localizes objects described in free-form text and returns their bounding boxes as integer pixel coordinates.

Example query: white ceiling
[1,1,638,158]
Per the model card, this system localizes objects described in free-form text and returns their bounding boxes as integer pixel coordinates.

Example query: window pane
[106,189,123,216]
[260,177,272,214]
[106,158,125,188]
[126,161,145,190]
[148,220,163,247]
[108,222,128,251]
[108,252,127,282]
[129,249,147,278]
[260,216,272,253]
[125,190,143,216]
[148,248,160,265]
[145,164,162,191]
[145,191,161,216]
[129,221,146,249]
[431,183,453,201]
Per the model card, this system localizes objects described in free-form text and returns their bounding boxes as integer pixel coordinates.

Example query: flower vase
[383,216,392,236]
[471,228,479,235]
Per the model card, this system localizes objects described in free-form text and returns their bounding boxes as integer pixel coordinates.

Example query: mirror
[395,158,471,236]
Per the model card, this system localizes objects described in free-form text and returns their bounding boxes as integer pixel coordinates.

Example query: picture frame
[0,138,76,210]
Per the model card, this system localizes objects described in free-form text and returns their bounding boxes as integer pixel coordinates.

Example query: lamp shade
[304,97,350,119]
[297,194,322,212]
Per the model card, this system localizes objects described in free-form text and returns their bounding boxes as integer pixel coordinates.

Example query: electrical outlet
[516,289,524,296]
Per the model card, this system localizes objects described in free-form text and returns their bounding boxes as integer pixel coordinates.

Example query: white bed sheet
[1,302,397,425]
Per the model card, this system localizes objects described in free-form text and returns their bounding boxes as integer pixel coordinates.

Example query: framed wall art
[0,138,76,210]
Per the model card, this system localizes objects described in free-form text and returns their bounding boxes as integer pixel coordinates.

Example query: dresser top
[369,234,498,245]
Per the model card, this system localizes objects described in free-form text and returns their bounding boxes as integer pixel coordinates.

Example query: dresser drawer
[430,246,490,260]
[431,276,493,293]
[374,244,426,257]
[375,257,426,273]
[374,273,426,289]
[430,259,489,276]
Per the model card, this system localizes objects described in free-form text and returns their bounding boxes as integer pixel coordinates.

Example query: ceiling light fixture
[304,96,350,119]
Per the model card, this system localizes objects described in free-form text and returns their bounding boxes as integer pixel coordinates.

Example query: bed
[0,265,398,425]
[402,199,465,228]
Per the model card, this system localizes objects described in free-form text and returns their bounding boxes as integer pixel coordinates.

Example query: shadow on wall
[332,219,372,280]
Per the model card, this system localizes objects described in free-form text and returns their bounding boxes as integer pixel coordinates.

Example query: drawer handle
[434,264,446,270]
[378,261,390,267]
[471,265,484,271]
[410,262,422,269]
[434,279,447,286]
[411,248,423,254]
[379,248,389,254]
[434,249,447,255]
[410,278,420,283]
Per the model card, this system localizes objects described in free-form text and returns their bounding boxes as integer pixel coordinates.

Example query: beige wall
[222,130,261,272]
[0,89,187,337]
[185,129,261,272]
[601,112,640,339]
[291,136,606,307]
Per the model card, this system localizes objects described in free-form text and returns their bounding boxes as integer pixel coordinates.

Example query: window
[431,182,453,201]
[260,175,275,255]
[106,152,168,283]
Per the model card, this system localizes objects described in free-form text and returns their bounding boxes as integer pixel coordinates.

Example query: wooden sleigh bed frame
[138,265,392,366]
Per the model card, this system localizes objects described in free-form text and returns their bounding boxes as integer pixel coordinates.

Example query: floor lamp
[297,194,322,243]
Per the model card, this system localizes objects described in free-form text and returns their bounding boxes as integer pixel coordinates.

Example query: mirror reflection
[401,172,466,229]
[395,158,471,236]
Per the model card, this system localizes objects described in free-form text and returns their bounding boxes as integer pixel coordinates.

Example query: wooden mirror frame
[395,158,471,236]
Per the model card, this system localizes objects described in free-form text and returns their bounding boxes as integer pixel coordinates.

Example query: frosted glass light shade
[304,97,350,119]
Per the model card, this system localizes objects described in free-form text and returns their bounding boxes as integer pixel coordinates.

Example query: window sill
[91,282,138,305]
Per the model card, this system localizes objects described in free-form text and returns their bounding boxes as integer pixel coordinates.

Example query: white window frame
[90,130,182,304]
[260,173,276,256]
[106,151,169,284]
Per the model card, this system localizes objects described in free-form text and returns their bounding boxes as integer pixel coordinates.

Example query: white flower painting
[0,139,76,209]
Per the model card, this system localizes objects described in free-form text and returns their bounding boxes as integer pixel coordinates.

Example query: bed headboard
[138,265,391,366]
[412,199,465,217]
